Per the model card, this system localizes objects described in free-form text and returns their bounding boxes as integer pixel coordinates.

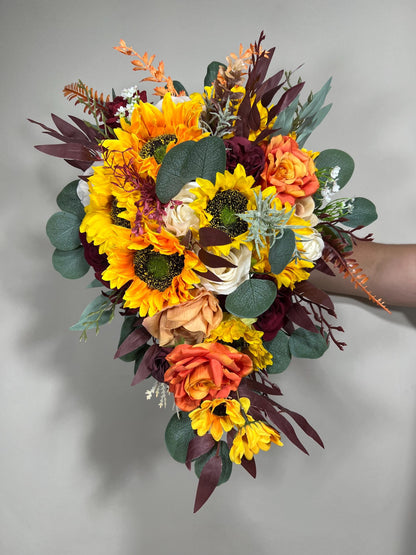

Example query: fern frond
[63,82,110,120]
[324,245,391,313]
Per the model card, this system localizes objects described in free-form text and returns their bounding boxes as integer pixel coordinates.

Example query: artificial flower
[164,342,253,411]
[301,229,325,262]
[229,419,283,464]
[197,245,251,295]
[224,136,265,182]
[189,398,247,441]
[205,313,273,371]
[142,289,223,346]
[163,181,200,237]
[102,225,205,316]
[102,93,207,181]
[260,134,319,205]
[253,286,292,341]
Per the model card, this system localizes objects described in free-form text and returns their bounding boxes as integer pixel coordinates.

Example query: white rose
[76,163,102,207]
[198,245,251,295]
[301,229,325,262]
[163,182,200,237]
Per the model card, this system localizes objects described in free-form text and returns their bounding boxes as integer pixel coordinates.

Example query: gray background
[1,0,415,553]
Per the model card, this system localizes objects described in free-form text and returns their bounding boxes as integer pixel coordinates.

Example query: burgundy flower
[254,287,292,341]
[224,137,265,183]
[79,232,110,286]
[147,345,173,382]
[105,91,147,128]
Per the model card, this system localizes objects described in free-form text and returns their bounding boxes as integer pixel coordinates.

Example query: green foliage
[295,78,333,147]
[172,80,188,95]
[342,197,378,228]
[194,441,232,485]
[155,137,226,203]
[117,315,143,362]
[265,330,292,373]
[268,229,296,275]
[288,328,329,359]
[56,180,85,220]
[165,412,195,463]
[46,211,82,251]
[225,278,277,318]
[204,61,226,87]
[274,96,300,136]
[70,292,115,340]
[315,149,354,190]
[52,247,90,279]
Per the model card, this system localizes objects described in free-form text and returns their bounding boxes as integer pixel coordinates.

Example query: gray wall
[2,1,415,553]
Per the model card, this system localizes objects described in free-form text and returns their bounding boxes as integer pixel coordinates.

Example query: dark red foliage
[224,137,265,182]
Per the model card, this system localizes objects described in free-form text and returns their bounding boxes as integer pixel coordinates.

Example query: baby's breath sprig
[317,197,355,222]
[238,189,310,259]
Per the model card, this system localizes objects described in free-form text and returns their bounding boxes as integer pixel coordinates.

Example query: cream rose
[163,181,200,237]
[198,245,251,295]
[301,229,324,262]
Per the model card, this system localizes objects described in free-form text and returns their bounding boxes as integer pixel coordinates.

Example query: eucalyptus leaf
[273,96,299,136]
[315,149,354,189]
[298,78,332,120]
[288,328,329,359]
[46,211,82,251]
[70,293,113,331]
[194,441,232,486]
[165,412,195,463]
[342,197,377,228]
[268,229,296,275]
[52,247,90,279]
[265,330,292,373]
[88,278,103,288]
[172,80,188,96]
[155,137,226,203]
[204,61,226,87]
[225,278,277,318]
[56,180,85,220]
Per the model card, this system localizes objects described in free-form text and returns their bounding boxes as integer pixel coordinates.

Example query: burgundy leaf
[241,456,257,478]
[114,326,151,359]
[287,303,318,332]
[275,82,305,114]
[248,102,261,132]
[199,227,232,247]
[186,435,216,466]
[198,249,236,269]
[193,456,222,513]
[131,345,159,386]
[266,410,309,455]
[65,159,94,171]
[35,143,98,161]
[276,403,324,448]
[257,71,284,106]
[313,257,336,276]
[194,269,224,282]
[51,113,87,142]
[68,115,102,142]
[295,280,335,310]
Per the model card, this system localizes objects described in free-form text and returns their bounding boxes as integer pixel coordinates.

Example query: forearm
[309,242,416,308]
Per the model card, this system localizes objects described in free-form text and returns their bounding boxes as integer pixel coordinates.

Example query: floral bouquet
[31,32,388,511]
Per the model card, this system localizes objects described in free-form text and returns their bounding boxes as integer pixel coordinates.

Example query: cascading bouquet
[31,32,389,512]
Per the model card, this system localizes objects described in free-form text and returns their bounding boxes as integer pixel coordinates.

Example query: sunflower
[229,418,283,464]
[190,164,259,256]
[101,224,206,317]
[189,398,247,442]
[102,93,207,181]
[79,165,139,255]
[205,313,273,371]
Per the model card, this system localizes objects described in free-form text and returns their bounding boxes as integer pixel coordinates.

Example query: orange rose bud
[164,342,253,411]
[260,134,319,205]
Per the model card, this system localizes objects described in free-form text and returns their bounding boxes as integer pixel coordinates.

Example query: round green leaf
[268,229,296,275]
[194,441,232,486]
[165,412,195,463]
[343,197,377,228]
[265,330,292,373]
[46,211,81,251]
[225,278,277,318]
[52,246,90,279]
[204,61,226,87]
[56,180,86,220]
[315,149,355,189]
[288,328,329,359]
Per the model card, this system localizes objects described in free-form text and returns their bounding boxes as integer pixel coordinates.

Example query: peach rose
[142,289,222,346]
[164,342,253,411]
[260,135,319,205]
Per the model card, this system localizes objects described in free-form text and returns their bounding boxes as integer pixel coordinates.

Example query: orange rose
[142,289,223,347]
[260,135,319,205]
[164,342,253,411]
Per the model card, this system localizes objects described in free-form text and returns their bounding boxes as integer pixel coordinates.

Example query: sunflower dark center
[110,197,130,228]
[133,246,185,292]
[206,189,248,237]
[139,134,177,164]
[212,402,228,417]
